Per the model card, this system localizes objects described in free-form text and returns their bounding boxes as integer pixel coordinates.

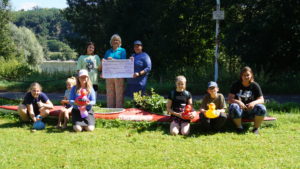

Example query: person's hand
[246,102,256,110]
[237,101,247,110]
[129,56,134,61]
[100,73,103,78]
[107,57,113,60]
[189,111,196,119]
[37,101,44,108]
[178,112,184,118]
[133,72,139,78]
[60,100,67,105]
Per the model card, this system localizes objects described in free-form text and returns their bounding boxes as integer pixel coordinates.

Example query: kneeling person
[18,82,54,122]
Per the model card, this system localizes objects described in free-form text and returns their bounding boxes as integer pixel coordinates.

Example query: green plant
[0,58,33,80]
[133,88,166,114]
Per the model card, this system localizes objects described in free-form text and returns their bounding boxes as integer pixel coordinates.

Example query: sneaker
[252,128,259,135]
[236,127,244,134]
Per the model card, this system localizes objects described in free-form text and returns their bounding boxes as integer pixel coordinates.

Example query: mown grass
[0,98,299,168]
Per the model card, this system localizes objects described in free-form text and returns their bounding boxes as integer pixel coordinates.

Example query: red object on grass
[75,89,89,106]
[181,105,193,120]
[0,105,276,123]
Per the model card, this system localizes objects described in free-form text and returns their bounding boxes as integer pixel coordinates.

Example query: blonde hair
[75,76,93,94]
[66,77,76,86]
[176,75,186,83]
[110,34,122,47]
[27,82,42,92]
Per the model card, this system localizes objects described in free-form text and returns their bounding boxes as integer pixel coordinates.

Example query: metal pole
[214,0,220,82]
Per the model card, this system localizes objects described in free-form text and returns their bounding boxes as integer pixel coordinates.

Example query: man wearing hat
[125,40,152,98]
[199,81,228,131]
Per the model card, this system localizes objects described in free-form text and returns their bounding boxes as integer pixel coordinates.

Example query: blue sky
[10,0,68,11]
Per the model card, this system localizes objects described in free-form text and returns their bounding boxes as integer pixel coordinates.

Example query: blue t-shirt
[127,52,152,85]
[22,92,49,115]
[69,86,96,111]
[104,47,126,59]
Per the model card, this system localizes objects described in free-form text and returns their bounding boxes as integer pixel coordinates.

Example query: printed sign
[102,59,134,78]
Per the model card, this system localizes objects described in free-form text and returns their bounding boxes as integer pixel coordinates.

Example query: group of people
[18,34,152,132]
[167,66,267,135]
[17,34,267,135]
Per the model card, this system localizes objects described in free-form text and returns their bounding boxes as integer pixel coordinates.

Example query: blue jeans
[229,103,267,119]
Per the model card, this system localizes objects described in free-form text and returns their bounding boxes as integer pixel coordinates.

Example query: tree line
[1,0,299,85]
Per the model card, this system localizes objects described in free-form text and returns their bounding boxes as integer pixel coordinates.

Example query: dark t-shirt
[167,90,192,113]
[22,92,49,115]
[230,81,263,104]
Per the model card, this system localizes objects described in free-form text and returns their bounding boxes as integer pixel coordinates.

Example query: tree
[222,0,300,73]
[9,23,44,65]
[0,0,17,60]
[65,0,217,80]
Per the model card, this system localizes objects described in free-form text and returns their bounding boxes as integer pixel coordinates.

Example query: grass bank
[0,99,299,168]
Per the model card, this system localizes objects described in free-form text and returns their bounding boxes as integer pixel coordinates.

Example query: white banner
[102,59,134,78]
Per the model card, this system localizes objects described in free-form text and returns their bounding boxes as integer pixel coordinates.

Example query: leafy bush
[0,58,32,80]
[133,88,167,115]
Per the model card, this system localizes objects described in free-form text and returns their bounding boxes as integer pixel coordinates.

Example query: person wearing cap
[103,34,127,108]
[199,81,227,131]
[69,69,96,132]
[76,42,101,92]
[125,40,152,98]
[228,66,266,134]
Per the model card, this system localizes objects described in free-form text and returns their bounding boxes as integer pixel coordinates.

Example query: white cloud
[19,2,38,11]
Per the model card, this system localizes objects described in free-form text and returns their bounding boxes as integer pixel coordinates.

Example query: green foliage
[9,23,44,65]
[222,0,300,73]
[133,89,167,114]
[0,58,32,80]
[0,0,18,60]
[47,40,77,60]
[266,101,300,113]
[12,8,77,60]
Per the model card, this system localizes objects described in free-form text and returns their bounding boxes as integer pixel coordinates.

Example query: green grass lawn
[0,99,300,168]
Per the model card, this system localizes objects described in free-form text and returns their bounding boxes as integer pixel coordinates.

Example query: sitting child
[166,75,194,136]
[56,77,76,129]
[199,81,227,131]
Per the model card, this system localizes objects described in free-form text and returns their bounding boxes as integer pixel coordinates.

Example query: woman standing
[228,66,267,134]
[69,69,96,132]
[77,42,101,92]
[18,82,53,122]
[125,40,152,98]
[104,34,126,108]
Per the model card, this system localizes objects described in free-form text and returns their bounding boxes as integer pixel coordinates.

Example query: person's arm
[88,89,96,106]
[166,99,181,118]
[228,93,247,109]
[247,96,264,110]
[136,54,152,77]
[217,94,226,113]
[26,104,36,122]
[38,100,54,109]
[69,87,76,106]
[96,55,102,72]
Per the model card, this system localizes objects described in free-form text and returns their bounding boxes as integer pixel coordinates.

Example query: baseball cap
[208,81,218,88]
[78,69,89,77]
[133,40,142,45]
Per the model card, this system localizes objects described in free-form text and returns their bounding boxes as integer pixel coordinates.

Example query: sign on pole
[213,10,225,20]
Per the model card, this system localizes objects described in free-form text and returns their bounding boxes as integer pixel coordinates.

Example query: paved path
[0,91,299,103]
